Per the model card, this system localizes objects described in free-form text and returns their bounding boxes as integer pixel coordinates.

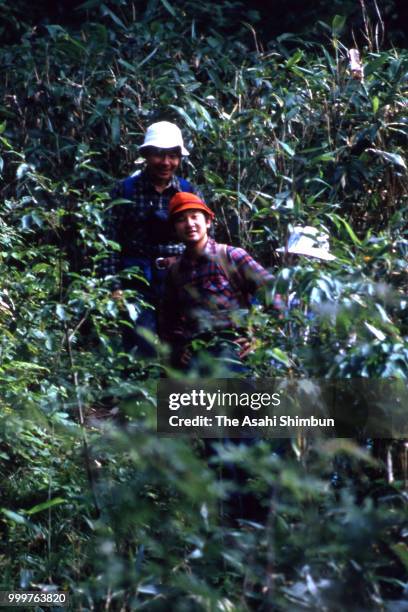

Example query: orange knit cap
[169,192,215,219]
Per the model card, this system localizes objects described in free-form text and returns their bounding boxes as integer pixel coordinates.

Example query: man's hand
[235,336,256,359]
[180,347,192,366]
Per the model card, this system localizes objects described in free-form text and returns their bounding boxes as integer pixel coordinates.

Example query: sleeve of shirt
[227,247,275,295]
[99,181,125,290]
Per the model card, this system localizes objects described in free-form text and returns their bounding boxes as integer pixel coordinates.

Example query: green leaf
[285,49,303,69]
[372,96,379,114]
[332,14,346,34]
[16,163,31,179]
[329,214,361,246]
[125,302,139,322]
[111,115,120,145]
[169,105,196,130]
[101,4,126,29]
[311,152,336,163]
[118,58,137,73]
[77,0,100,8]
[136,46,160,69]
[0,136,13,150]
[8,362,49,372]
[364,322,386,341]
[392,543,408,572]
[367,149,406,170]
[364,53,389,77]
[321,46,336,77]
[189,100,213,127]
[45,24,67,39]
[56,304,67,321]
[25,498,66,516]
[1,509,28,525]
[159,0,176,17]
[278,140,295,157]
[207,36,220,49]
[268,348,291,366]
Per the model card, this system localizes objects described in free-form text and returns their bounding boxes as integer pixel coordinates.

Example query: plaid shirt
[161,238,274,342]
[100,170,202,288]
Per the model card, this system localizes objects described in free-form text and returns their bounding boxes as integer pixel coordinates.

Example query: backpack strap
[168,257,182,285]
[178,177,194,193]
[122,175,137,200]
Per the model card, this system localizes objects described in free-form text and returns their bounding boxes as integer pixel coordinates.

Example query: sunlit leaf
[159,0,176,17]
[367,149,406,170]
[391,543,408,572]
[1,509,28,525]
[56,304,67,321]
[25,497,66,515]
[372,96,379,114]
[364,322,386,341]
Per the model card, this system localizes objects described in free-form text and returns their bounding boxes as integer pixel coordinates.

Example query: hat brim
[139,143,189,156]
[170,203,215,219]
[276,246,335,261]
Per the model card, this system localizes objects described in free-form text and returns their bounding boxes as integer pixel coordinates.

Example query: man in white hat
[101,121,203,356]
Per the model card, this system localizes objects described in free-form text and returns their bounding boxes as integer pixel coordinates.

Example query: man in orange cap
[101,122,203,357]
[160,193,275,373]
[162,193,280,524]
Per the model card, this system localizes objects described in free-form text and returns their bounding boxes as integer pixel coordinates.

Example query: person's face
[173,210,211,245]
[144,147,181,183]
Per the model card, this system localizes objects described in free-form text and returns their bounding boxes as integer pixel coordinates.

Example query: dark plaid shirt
[100,170,202,288]
[161,238,274,342]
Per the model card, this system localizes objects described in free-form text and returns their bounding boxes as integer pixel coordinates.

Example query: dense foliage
[0,0,407,609]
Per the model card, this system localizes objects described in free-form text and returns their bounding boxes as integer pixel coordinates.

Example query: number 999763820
[0,591,68,607]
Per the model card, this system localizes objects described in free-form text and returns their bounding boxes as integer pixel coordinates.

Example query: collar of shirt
[178,237,217,268]
[140,170,181,194]
[203,237,217,255]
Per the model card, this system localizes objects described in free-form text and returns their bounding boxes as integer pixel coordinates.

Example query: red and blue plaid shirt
[161,238,274,342]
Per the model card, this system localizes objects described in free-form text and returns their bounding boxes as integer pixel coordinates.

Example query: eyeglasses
[149,149,181,161]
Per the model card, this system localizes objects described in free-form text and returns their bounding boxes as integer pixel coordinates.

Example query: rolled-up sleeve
[227,247,274,294]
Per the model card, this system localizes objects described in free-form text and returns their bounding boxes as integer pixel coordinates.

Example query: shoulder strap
[122,175,138,200]
[178,177,194,193]
[216,244,234,286]
[123,175,192,199]
[168,257,182,285]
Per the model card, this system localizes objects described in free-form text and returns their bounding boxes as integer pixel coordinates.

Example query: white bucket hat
[139,121,189,156]
[277,226,335,261]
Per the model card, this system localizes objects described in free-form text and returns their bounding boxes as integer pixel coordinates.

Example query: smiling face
[143,146,181,185]
[173,209,211,248]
